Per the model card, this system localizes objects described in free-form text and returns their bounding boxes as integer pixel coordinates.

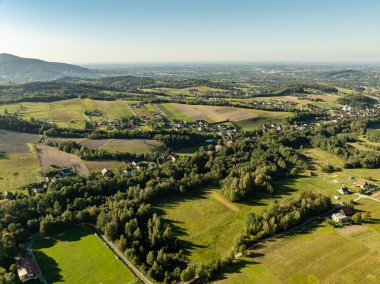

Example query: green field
[33,225,138,284]
[0,98,135,129]
[155,103,193,121]
[236,111,293,131]
[215,220,380,284]
[156,181,336,266]
[0,145,42,193]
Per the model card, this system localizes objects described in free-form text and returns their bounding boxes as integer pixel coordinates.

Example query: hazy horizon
[1,0,380,64]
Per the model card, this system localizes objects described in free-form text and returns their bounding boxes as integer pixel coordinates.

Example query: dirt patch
[337,225,368,236]
[0,129,39,153]
[35,144,89,175]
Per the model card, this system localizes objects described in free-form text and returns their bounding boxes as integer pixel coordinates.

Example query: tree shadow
[33,250,63,283]
[213,258,259,281]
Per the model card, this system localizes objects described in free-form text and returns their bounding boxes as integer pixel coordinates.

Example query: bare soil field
[35,145,89,175]
[207,106,258,121]
[84,160,124,172]
[171,103,226,122]
[0,129,39,153]
[80,138,165,154]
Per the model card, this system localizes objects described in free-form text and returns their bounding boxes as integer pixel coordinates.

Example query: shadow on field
[33,250,63,283]
[32,226,94,283]
[213,258,259,281]
[0,151,8,159]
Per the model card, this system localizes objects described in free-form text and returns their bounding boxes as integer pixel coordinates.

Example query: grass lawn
[33,225,138,284]
[0,145,42,192]
[215,221,380,284]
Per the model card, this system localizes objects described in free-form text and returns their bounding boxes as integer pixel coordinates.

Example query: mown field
[215,219,380,284]
[33,225,138,284]
[35,144,89,175]
[80,138,166,154]
[0,130,42,192]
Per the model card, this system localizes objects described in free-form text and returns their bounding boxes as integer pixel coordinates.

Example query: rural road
[87,225,153,284]
[152,103,168,117]
[235,207,337,258]
[25,236,48,284]
[354,193,380,203]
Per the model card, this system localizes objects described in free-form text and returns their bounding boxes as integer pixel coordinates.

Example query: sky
[0,0,379,64]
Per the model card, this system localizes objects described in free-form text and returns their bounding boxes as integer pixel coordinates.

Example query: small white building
[332,213,349,223]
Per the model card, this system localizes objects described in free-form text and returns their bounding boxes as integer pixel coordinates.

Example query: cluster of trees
[310,134,380,168]
[243,191,331,242]
[46,140,160,162]
[337,94,378,109]
[220,141,307,201]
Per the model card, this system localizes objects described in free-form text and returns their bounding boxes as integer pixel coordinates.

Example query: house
[101,168,113,177]
[4,191,13,200]
[16,258,39,283]
[32,184,45,194]
[337,187,349,195]
[357,180,368,189]
[340,207,354,217]
[332,213,349,223]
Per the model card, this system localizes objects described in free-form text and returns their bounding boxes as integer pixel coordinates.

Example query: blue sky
[0,0,379,63]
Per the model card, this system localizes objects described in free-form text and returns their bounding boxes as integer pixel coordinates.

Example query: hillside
[0,53,94,83]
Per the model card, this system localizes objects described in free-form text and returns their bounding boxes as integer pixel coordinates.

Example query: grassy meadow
[0,98,135,129]
[33,225,138,284]
[215,220,380,284]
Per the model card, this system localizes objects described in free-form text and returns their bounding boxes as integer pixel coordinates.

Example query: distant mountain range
[0,53,95,83]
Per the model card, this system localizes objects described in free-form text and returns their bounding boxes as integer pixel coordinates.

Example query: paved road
[25,237,48,284]
[235,207,337,258]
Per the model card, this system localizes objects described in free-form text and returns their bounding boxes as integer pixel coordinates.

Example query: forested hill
[0,53,94,83]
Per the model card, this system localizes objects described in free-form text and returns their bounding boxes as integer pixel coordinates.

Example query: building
[357,180,368,189]
[340,207,354,217]
[16,258,39,283]
[337,187,349,195]
[332,213,349,223]
[101,168,113,177]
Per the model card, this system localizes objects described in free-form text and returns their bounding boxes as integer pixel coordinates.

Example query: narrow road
[127,104,138,116]
[235,207,337,258]
[152,103,168,117]
[87,225,153,284]
[354,193,380,203]
[25,237,48,284]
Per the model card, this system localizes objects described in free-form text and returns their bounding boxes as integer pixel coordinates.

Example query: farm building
[16,257,39,283]
[340,207,354,217]
[101,168,113,177]
[337,187,349,195]
[357,180,368,189]
[332,213,349,223]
